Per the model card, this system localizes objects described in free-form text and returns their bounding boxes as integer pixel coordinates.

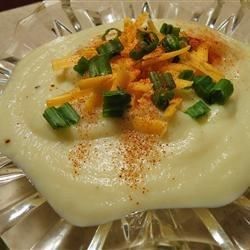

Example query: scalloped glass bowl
[0,1,249,249]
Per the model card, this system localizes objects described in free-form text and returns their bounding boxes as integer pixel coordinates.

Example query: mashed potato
[0,20,249,226]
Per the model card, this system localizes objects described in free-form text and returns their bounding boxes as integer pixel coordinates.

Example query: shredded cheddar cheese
[111,64,130,90]
[77,75,113,90]
[141,46,191,67]
[46,88,90,107]
[163,98,183,119]
[181,52,223,81]
[84,91,102,113]
[160,63,195,72]
[128,81,152,94]
[191,43,209,62]
[76,47,97,59]
[175,79,193,89]
[52,55,81,71]
[132,116,167,136]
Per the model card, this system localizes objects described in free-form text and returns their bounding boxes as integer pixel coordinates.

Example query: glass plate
[0,1,249,249]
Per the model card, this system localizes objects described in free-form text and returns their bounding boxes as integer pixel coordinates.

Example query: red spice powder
[68,141,91,176]
[117,129,160,190]
[130,94,160,119]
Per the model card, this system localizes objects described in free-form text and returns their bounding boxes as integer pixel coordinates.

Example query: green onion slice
[161,34,180,52]
[209,79,234,104]
[102,28,122,41]
[160,23,173,35]
[73,56,89,75]
[178,70,194,81]
[103,90,131,117]
[149,72,176,90]
[43,107,68,129]
[172,27,181,37]
[192,75,214,103]
[96,37,124,57]
[151,89,174,110]
[160,23,181,37]
[57,103,80,125]
[163,72,176,90]
[129,48,145,60]
[185,100,210,119]
[43,103,80,129]
[129,30,159,60]
[89,54,112,77]
[103,107,126,117]
[193,76,234,105]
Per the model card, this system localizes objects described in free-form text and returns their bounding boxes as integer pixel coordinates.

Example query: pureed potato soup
[0,15,249,226]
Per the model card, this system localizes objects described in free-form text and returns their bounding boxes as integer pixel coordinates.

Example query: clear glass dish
[0,0,249,249]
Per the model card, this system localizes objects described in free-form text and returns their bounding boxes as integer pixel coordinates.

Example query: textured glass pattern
[0,1,249,249]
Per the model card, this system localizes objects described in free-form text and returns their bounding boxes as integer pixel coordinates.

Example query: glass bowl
[0,1,249,249]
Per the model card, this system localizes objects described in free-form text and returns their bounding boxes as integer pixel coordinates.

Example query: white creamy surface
[0,22,250,226]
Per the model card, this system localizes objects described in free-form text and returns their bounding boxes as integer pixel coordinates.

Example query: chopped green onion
[103,90,131,117]
[151,89,174,110]
[103,107,125,117]
[192,75,214,103]
[149,72,161,89]
[140,38,158,54]
[89,55,112,77]
[160,23,181,37]
[192,76,234,105]
[102,28,122,41]
[136,30,158,45]
[164,72,176,90]
[73,56,89,75]
[96,37,124,57]
[129,30,159,60]
[209,79,234,104]
[129,48,145,60]
[57,103,80,125]
[160,23,185,51]
[178,70,194,81]
[150,71,176,110]
[43,107,68,129]
[160,23,173,35]
[43,103,80,129]
[172,27,180,37]
[161,34,180,52]
[149,72,176,90]
[185,100,210,119]
[103,90,131,106]
[149,72,159,90]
